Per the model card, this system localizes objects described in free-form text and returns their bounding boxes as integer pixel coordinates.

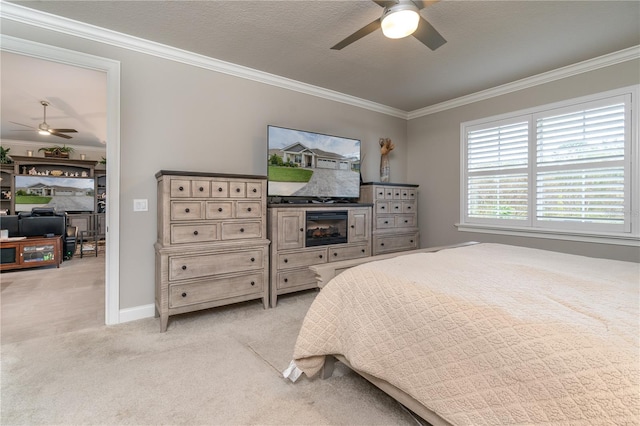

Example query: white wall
[407,59,640,262]
[1,19,407,309]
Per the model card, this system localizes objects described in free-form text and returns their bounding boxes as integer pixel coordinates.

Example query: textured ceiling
[8,0,639,112]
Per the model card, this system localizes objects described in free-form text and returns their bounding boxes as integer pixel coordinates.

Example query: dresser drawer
[395,214,416,228]
[169,249,263,281]
[246,182,262,198]
[374,187,386,200]
[236,201,262,218]
[170,201,204,220]
[171,223,218,244]
[376,216,395,229]
[191,180,210,197]
[376,201,390,214]
[276,268,317,290]
[328,244,369,262]
[374,233,419,254]
[170,179,192,198]
[402,189,417,200]
[205,201,233,219]
[278,248,327,269]
[169,272,264,308]
[229,181,246,197]
[210,180,229,198]
[389,201,403,213]
[403,202,416,214]
[221,221,262,240]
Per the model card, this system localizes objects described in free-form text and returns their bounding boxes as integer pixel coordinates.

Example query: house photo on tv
[267,125,361,200]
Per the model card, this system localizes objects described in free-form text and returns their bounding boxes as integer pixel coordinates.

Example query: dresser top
[155,170,267,180]
[361,182,419,188]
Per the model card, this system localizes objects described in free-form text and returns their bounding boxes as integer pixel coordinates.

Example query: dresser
[155,171,269,331]
[359,182,419,255]
[268,204,371,307]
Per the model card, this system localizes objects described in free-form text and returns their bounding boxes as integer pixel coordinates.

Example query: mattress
[292,243,640,425]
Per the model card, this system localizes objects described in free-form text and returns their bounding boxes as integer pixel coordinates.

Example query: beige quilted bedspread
[293,243,639,425]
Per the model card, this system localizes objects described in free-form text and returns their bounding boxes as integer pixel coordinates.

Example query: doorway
[1,35,121,325]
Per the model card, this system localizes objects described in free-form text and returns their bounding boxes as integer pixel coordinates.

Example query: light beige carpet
[1,290,419,425]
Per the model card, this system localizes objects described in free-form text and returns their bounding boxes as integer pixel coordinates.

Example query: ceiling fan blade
[9,121,36,129]
[49,130,73,139]
[331,19,381,50]
[412,16,446,51]
[372,0,397,7]
[411,0,439,10]
[50,129,78,133]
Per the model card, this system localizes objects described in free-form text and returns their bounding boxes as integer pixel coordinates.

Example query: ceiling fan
[331,0,446,51]
[10,101,78,139]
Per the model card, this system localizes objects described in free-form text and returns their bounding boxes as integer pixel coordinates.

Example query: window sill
[455,223,640,247]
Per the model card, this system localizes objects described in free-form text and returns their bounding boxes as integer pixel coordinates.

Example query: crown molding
[407,45,640,120]
[0,1,409,120]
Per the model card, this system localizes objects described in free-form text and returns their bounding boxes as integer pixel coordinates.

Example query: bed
[289,243,639,425]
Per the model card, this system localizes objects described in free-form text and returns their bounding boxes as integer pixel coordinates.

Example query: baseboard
[119,303,155,323]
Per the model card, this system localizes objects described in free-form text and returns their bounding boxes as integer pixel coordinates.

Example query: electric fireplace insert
[305,211,348,247]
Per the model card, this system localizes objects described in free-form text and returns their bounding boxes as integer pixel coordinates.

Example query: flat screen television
[14,175,95,213]
[267,125,361,201]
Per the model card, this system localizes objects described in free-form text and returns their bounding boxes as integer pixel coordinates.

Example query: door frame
[1,35,121,325]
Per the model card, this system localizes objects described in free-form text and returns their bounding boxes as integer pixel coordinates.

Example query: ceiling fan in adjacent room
[10,101,78,139]
[331,0,446,51]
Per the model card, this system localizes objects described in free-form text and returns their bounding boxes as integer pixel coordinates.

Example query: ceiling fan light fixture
[381,4,420,39]
[38,130,51,136]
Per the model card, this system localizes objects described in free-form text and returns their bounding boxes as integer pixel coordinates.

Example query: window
[460,87,638,243]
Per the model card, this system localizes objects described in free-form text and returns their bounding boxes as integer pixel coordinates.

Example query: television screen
[15,175,95,213]
[267,125,361,200]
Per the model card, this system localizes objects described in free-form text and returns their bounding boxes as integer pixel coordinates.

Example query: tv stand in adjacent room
[267,203,372,307]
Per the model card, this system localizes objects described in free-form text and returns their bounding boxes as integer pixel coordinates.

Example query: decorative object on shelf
[379,138,395,183]
[26,150,33,157]
[99,156,107,165]
[50,170,63,176]
[0,146,13,164]
[80,154,86,160]
[38,145,74,159]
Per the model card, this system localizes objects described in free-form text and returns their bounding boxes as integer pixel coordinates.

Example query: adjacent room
[1,1,638,425]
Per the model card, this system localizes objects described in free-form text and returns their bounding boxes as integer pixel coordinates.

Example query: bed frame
[309,242,477,426]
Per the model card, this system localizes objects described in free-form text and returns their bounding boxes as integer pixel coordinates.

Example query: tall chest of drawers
[359,182,420,255]
[155,171,269,331]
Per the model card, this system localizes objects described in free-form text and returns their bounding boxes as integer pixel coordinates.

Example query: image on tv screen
[268,126,361,199]
[15,175,95,213]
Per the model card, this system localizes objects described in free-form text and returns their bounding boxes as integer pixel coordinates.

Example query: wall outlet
[133,199,148,212]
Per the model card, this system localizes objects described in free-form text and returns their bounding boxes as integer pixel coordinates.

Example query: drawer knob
[395,193,399,196]
[333,253,338,257]
[185,208,190,213]
[361,249,365,253]
[381,243,385,246]
[240,228,245,233]
[252,188,257,193]
[381,206,385,209]
[199,186,204,192]
[384,221,389,224]
[319,254,323,259]
[250,281,255,286]
[387,192,391,195]
[395,206,399,209]
[247,207,252,212]
[193,230,199,236]
[236,188,241,192]
[350,225,354,228]
[378,192,383,195]
[250,257,255,262]
[179,186,184,191]
[182,265,187,270]
[218,187,223,192]
[182,292,187,297]
[284,258,288,263]
[404,220,408,223]
[284,278,288,283]
[299,228,304,232]
[410,239,414,243]
[218,207,223,212]
[407,206,412,210]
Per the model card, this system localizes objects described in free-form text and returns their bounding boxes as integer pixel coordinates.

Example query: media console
[267,203,371,307]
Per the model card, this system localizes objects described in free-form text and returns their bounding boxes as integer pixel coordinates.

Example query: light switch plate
[133,199,148,212]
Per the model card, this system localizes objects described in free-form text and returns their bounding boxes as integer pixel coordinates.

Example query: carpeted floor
[1,290,419,425]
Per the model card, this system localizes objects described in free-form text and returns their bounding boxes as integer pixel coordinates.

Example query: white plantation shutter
[465,120,529,223]
[461,89,634,238]
[534,98,627,231]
